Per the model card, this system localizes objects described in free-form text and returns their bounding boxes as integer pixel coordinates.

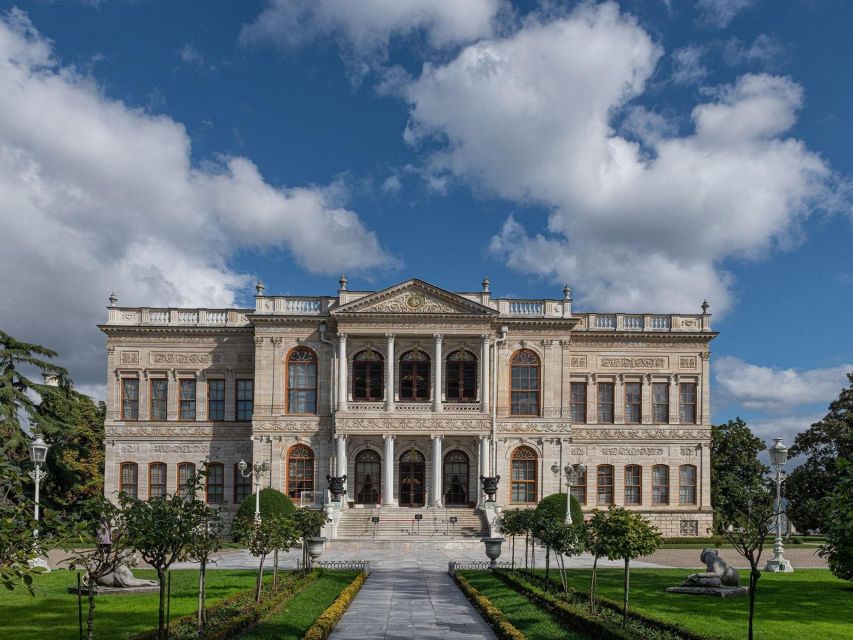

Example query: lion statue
[84,550,158,589]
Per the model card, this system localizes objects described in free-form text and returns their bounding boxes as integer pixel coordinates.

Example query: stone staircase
[335,506,486,541]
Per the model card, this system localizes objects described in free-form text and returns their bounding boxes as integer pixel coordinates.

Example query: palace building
[101,277,716,538]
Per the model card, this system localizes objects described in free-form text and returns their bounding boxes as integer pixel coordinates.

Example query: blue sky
[0,0,850,449]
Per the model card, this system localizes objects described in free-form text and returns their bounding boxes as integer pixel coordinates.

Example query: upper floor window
[399,349,430,401]
[570,382,587,424]
[148,462,166,498]
[287,347,317,414]
[510,446,538,503]
[510,350,540,416]
[208,380,225,421]
[236,379,254,421]
[624,464,642,505]
[121,379,139,420]
[624,382,641,424]
[120,462,138,499]
[446,350,477,402]
[206,463,225,504]
[150,379,168,421]
[679,383,697,424]
[179,379,196,420]
[353,349,384,401]
[652,383,669,423]
[597,382,615,423]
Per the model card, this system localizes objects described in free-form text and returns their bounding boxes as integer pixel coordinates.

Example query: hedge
[301,571,368,640]
[130,570,319,640]
[452,573,526,640]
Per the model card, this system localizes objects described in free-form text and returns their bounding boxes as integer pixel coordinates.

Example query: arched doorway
[443,450,470,506]
[398,448,426,507]
[355,449,381,505]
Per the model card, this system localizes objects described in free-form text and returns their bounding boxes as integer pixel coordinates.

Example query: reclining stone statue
[666,549,747,597]
[84,551,158,589]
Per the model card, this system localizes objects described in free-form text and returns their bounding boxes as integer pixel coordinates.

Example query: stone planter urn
[481,537,504,569]
[326,474,347,502]
[480,475,500,502]
[307,537,326,561]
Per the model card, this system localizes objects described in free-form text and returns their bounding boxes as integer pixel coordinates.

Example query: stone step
[335,506,486,539]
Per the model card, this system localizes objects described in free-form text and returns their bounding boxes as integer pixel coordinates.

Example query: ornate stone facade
[101,278,715,536]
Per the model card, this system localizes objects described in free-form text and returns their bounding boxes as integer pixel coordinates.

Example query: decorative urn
[326,474,347,502]
[480,476,501,502]
[481,537,504,569]
[306,537,327,560]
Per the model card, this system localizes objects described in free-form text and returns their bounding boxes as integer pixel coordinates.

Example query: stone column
[480,335,490,414]
[669,374,679,424]
[432,435,443,506]
[385,333,395,411]
[336,435,347,476]
[383,434,396,506]
[433,333,443,412]
[614,373,624,424]
[478,435,490,506]
[337,333,348,411]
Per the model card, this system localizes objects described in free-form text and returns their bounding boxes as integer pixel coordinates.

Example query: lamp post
[764,438,794,573]
[552,461,586,525]
[238,459,270,522]
[28,435,50,571]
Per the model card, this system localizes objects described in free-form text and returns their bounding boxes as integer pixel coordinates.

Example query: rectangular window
[679,383,697,424]
[208,380,225,421]
[624,465,642,505]
[597,383,614,423]
[178,462,196,499]
[624,382,641,424]
[236,379,254,421]
[120,463,138,499]
[680,465,697,505]
[149,463,167,498]
[570,383,587,424]
[150,379,168,421]
[206,464,225,504]
[597,465,614,505]
[179,379,196,420]
[652,465,669,505]
[121,379,139,420]
[570,464,587,505]
[511,460,537,503]
[234,464,252,504]
[652,383,669,423]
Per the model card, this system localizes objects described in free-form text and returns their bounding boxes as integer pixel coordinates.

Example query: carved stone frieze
[499,422,571,434]
[600,356,668,369]
[336,416,491,433]
[680,446,697,456]
[600,447,664,456]
[252,418,325,433]
[570,355,588,368]
[150,352,222,365]
[361,292,457,314]
[570,447,586,456]
[105,424,250,438]
[679,356,698,369]
[151,444,221,455]
[120,351,139,364]
[573,427,710,441]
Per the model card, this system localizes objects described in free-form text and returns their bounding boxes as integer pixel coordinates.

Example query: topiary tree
[231,488,294,541]
[819,458,853,581]
[292,507,330,574]
[536,492,584,526]
[233,513,292,603]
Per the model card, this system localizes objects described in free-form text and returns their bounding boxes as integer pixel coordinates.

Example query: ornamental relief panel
[336,417,491,433]
[599,447,665,456]
[573,427,710,441]
[151,444,222,455]
[151,352,223,365]
[106,424,250,437]
[679,356,698,369]
[359,292,459,314]
[120,351,139,364]
[600,356,668,369]
[570,355,588,368]
[499,422,572,434]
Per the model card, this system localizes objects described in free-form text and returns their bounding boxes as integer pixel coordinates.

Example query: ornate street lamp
[28,435,50,571]
[563,463,586,525]
[764,438,794,573]
[238,459,271,522]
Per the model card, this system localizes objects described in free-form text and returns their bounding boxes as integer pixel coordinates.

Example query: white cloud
[0,9,395,387]
[696,0,754,28]
[715,356,853,412]
[671,45,707,84]
[240,0,505,75]
[723,34,783,68]
[178,43,215,73]
[401,2,837,314]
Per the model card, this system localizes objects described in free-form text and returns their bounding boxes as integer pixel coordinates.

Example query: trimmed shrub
[536,492,584,526]
[302,572,367,640]
[231,488,295,541]
[454,573,526,640]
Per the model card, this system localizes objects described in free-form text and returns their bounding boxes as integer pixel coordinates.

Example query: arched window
[148,462,167,498]
[353,349,384,401]
[510,446,538,503]
[624,464,642,505]
[510,350,540,416]
[120,462,138,499]
[652,465,669,505]
[446,350,477,402]
[443,450,470,506]
[287,444,315,501]
[177,462,196,499]
[570,464,587,505]
[287,347,317,414]
[679,464,697,505]
[355,449,381,505]
[597,464,614,505]
[399,448,426,507]
[399,349,430,401]
[206,463,225,504]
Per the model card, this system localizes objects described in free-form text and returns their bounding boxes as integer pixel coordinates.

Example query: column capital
[481,333,490,342]
[383,433,395,441]
[431,433,444,440]
[385,332,395,340]
[433,332,444,341]
[337,332,348,342]
[335,433,347,441]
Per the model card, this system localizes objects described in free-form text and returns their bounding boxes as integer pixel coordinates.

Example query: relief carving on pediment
[359,291,459,314]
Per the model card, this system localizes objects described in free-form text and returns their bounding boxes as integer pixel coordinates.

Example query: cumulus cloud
[696,0,754,28]
[715,356,853,412]
[401,2,836,314]
[0,9,395,388]
[240,0,505,76]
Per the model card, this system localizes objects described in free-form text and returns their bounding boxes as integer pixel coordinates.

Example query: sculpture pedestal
[764,554,794,573]
[666,585,748,597]
[67,585,159,596]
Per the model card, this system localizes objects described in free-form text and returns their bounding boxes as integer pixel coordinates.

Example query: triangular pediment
[332,279,496,315]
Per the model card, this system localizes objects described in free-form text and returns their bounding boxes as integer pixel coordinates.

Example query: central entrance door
[443,450,470,506]
[398,448,426,507]
[355,449,381,505]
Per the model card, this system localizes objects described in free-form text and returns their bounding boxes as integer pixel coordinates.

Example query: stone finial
[108,291,118,307]
[701,299,710,314]
[563,284,572,300]
[255,280,265,296]
[339,274,348,291]
[482,277,490,293]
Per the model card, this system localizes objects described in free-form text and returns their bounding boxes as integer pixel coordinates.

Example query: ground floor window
[120,462,138,499]
[234,464,252,504]
[148,462,166,498]
[597,465,614,505]
[206,463,224,503]
[570,464,587,505]
[510,446,538,503]
[287,444,315,501]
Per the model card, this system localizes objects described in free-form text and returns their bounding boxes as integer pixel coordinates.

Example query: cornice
[99,325,252,337]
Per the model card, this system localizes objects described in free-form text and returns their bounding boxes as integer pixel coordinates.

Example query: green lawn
[237,571,359,640]
[463,571,585,640]
[538,568,852,640]
[2,568,258,640]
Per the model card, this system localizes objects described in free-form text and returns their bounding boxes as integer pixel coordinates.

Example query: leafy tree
[234,514,289,603]
[0,330,69,463]
[595,506,662,627]
[585,509,608,613]
[231,487,294,540]
[713,482,776,640]
[538,519,585,594]
[819,458,853,581]
[292,507,329,573]
[499,510,525,571]
[63,496,130,640]
[536,493,584,588]
[711,418,768,528]
[514,508,539,575]
[787,374,853,532]
[0,461,48,593]
[184,492,225,632]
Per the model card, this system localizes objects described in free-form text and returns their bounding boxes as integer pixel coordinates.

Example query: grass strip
[300,571,367,640]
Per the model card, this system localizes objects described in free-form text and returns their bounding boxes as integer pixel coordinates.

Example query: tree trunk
[273,549,279,590]
[748,565,760,640]
[524,533,529,573]
[256,554,266,604]
[511,535,516,571]
[545,546,551,590]
[157,568,166,640]
[557,553,568,594]
[197,560,206,632]
[590,555,598,613]
[87,580,96,640]
[622,558,630,628]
